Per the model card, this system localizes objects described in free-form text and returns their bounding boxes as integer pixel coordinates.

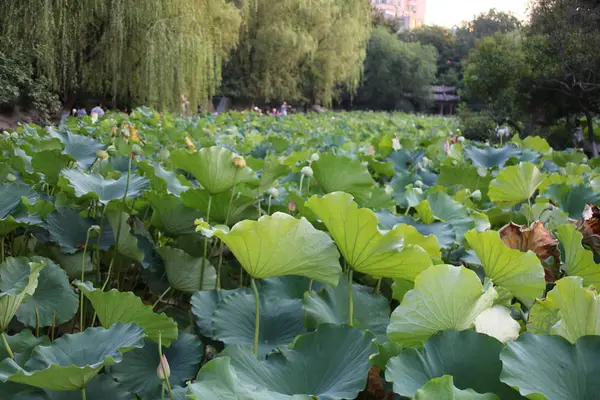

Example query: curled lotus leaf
[499,221,560,282]
[577,203,600,252]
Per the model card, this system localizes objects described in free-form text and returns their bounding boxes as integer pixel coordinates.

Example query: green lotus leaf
[488,162,545,205]
[0,374,132,400]
[157,246,217,292]
[465,230,545,307]
[0,184,38,219]
[107,333,202,398]
[391,223,441,260]
[106,211,144,263]
[171,147,257,194]
[390,171,421,208]
[16,257,77,327]
[47,247,94,280]
[48,130,105,168]
[42,207,114,254]
[212,290,306,357]
[0,323,145,391]
[214,212,342,285]
[425,191,475,243]
[527,276,600,343]
[73,281,178,346]
[306,192,431,280]
[190,289,241,337]
[181,188,256,226]
[376,212,456,249]
[513,135,552,154]
[260,276,323,299]
[188,324,377,400]
[500,333,600,399]
[0,330,50,367]
[59,168,149,204]
[148,193,202,237]
[31,150,72,185]
[464,145,521,168]
[0,257,46,331]
[303,275,390,343]
[438,165,492,196]
[387,265,497,347]
[311,153,376,206]
[137,160,190,196]
[385,330,522,399]
[254,155,291,193]
[415,376,500,400]
[543,183,600,218]
[555,224,600,286]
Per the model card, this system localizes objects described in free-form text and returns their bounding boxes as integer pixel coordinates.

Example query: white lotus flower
[392,137,402,151]
[471,190,482,202]
[475,305,520,343]
[301,166,314,177]
[458,136,465,143]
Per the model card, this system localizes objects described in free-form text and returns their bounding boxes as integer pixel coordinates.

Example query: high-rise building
[371,0,426,30]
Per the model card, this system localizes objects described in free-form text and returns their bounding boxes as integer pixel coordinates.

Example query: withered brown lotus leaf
[499,221,560,282]
[576,204,600,253]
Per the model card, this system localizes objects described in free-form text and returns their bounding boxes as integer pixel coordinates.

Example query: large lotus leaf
[0,330,50,367]
[0,184,38,219]
[425,191,475,243]
[415,376,500,400]
[387,265,496,347]
[107,333,202,398]
[15,257,77,327]
[181,188,256,226]
[390,171,421,207]
[42,207,114,254]
[392,223,441,260]
[544,183,600,219]
[488,162,545,205]
[188,324,378,400]
[106,211,144,262]
[306,192,431,281]
[465,230,545,307]
[212,290,306,357]
[464,145,521,168]
[31,150,72,185]
[171,147,257,194]
[0,323,145,391]
[387,150,425,172]
[148,193,202,237]
[214,212,342,285]
[48,130,105,168]
[513,135,552,154]
[73,281,178,346]
[438,165,493,195]
[59,168,149,204]
[527,276,600,343]
[555,224,600,286]
[376,212,456,249]
[0,257,46,331]
[156,246,217,292]
[500,333,600,399]
[260,276,324,299]
[190,289,243,337]
[137,160,190,196]
[386,330,522,399]
[311,153,376,206]
[303,275,390,343]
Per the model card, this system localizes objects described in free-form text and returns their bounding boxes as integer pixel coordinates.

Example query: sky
[425,0,529,27]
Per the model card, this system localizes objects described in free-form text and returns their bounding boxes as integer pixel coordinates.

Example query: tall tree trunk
[584,110,599,158]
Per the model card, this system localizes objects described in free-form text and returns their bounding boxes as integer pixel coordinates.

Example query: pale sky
[425,0,529,27]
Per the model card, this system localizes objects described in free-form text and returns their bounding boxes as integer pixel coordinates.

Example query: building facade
[372,0,426,30]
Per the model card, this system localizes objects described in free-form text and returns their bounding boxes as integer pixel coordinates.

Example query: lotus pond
[0,108,598,399]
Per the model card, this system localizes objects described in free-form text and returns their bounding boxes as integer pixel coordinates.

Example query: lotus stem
[81,387,86,400]
[80,227,93,330]
[348,269,354,327]
[158,332,175,400]
[50,311,56,341]
[267,195,272,216]
[306,177,311,196]
[251,277,260,357]
[0,236,4,263]
[374,278,382,295]
[1,332,14,360]
[404,206,410,216]
[216,174,238,289]
[299,174,305,196]
[308,279,313,291]
[35,307,40,337]
[95,208,106,282]
[152,286,172,310]
[200,194,212,290]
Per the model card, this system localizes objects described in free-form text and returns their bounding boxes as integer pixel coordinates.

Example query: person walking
[76,108,87,117]
[281,101,288,116]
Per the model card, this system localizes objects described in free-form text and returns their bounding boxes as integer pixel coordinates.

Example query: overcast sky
[425,0,529,27]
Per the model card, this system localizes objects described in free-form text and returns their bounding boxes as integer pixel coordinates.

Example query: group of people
[251,102,288,116]
[72,105,106,118]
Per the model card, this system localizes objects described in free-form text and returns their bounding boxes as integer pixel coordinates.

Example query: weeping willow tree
[221,0,371,106]
[0,0,242,110]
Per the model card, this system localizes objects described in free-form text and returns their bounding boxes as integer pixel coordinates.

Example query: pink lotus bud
[444,140,450,153]
[288,200,296,213]
[157,354,171,380]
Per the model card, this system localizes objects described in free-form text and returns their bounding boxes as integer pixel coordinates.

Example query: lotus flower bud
[288,200,296,213]
[392,137,402,151]
[477,168,488,177]
[184,136,195,151]
[301,166,313,177]
[90,112,99,123]
[158,147,170,161]
[414,180,424,188]
[413,187,424,195]
[444,141,450,153]
[458,136,465,143]
[96,150,109,160]
[268,187,279,198]
[471,190,482,202]
[6,173,16,182]
[233,156,246,168]
[583,157,588,163]
[310,153,320,162]
[106,145,116,153]
[157,354,171,380]
[89,225,101,233]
